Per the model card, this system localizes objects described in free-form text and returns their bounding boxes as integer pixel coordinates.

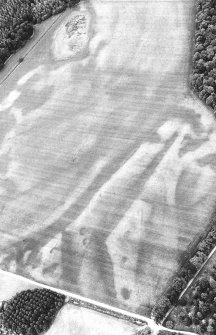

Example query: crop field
[0,271,144,335]
[46,304,141,335]
[0,271,37,302]
[1,0,216,319]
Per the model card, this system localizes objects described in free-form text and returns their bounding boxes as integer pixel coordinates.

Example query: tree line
[0,0,80,69]
[152,212,216,324]
[191,0,216,112]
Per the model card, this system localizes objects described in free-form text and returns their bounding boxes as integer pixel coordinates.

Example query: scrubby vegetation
[191,0,216,112]
[155,0,216,308]
[166,268,216,334]
[0,288,65,335]
[158,331,176,335]
[136,326,152,335]
[152,222,216,323]
[0,0,80,69]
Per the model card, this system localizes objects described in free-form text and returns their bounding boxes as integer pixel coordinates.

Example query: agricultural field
[0,270,37,301]
[1,0,216,322]
[0,270,148,335]
[46,304,143,335]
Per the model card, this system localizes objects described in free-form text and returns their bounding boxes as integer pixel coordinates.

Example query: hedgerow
[154,0,216,328]
[191,0,216,112]
[152,221,216,324]
[0,0,80,69]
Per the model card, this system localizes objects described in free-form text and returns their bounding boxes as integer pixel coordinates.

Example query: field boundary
[0,268,199,335]
[0,13,63,86]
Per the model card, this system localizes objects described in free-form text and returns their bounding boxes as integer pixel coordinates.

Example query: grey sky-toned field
[0,0,216,317]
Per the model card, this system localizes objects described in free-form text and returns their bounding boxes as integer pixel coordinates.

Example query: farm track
[0,12,65,86]
[0,0,216,322]
[162,245,216,324]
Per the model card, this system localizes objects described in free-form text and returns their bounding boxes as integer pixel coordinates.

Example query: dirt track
[0,0,216,315]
